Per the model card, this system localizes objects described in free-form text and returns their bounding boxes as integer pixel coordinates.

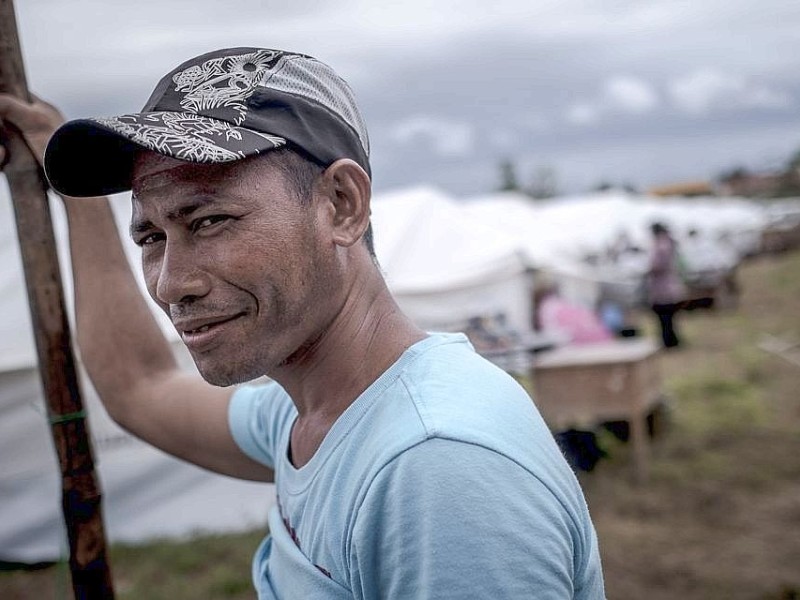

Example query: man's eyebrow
[130,219,155,237]
[129,199,217,236]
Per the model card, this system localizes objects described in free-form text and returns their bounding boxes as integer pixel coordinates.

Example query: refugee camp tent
[371,186,533,334]
[463,191,768,309]
[461,192,635,309]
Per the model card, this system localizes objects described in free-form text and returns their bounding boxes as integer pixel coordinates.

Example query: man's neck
[270,271,426,467]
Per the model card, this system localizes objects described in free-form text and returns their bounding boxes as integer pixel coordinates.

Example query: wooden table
[531,338,662,482]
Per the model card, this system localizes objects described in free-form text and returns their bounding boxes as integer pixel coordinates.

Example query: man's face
[130,153,341,385]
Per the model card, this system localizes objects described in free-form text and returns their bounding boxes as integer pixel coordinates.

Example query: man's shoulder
[402,331,526,395]
[351,334,565,486]
[392,333,582,495]
[349,333,532,457]
[399,332,539,434]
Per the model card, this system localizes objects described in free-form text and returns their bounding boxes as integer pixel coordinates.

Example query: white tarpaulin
[0,359,275,563]
[371,186,533,333]
[465,191,767,264]
[463,191,768,308]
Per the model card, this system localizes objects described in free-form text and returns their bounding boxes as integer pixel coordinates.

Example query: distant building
[648,169,800,199]
[647,180,715,197]
[717,170,798,198]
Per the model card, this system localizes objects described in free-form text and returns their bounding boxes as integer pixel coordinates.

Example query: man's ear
[320,159,371,248]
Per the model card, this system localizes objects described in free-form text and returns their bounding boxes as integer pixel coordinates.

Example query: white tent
[461,192,633,308]
[371,186,533,333]
[462,191,768,308]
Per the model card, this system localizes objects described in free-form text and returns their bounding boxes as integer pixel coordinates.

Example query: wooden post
[0,1,115,597]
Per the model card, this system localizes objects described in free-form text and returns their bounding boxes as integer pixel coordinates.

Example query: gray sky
[15,0,800,195]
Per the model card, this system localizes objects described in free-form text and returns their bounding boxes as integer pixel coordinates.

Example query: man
[0,47,604,598]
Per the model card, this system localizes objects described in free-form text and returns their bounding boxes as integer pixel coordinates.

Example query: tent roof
[464,191,769,267]
[371,186,527,293]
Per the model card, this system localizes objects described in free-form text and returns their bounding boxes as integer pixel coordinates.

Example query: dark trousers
[652,303,681,348]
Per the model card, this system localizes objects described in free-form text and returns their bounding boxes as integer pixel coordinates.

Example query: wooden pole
[0,1,114,597]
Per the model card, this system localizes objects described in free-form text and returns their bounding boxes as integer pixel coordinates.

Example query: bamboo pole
[0,1,114,597]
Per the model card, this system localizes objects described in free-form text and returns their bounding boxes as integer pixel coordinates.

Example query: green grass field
[3,249,799,599]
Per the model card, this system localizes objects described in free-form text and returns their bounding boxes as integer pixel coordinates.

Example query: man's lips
[173,313,246,348]
[172,313,243,333]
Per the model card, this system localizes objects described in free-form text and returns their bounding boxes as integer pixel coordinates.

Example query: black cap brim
[44,112,287,197]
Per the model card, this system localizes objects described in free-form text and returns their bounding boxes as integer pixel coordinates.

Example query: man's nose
[154,241,211,305]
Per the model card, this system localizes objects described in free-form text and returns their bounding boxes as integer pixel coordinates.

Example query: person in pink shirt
[535,282,614,345]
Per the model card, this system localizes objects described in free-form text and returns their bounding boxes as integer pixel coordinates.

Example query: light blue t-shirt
[229,333,605,599]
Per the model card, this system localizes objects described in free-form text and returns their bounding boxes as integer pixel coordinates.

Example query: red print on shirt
[277,496,332,579]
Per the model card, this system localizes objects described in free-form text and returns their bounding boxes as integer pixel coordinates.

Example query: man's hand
[0,93,64,168]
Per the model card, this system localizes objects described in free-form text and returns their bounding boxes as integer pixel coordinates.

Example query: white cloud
[669,69,744,113]
[565,75,659,126]
[669,68,793,114]
[521,114,552,132]
[388,115,476,158]
[565,103,602,126]
[13,0,800,197]
[744,87,793,109]
[488,129,517,151]
[604,76,659,114]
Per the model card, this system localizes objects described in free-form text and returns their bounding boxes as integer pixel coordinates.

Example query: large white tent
[465,190,767,263]
[460,192,614,307]
[371,186,533,333]
[462,191,768,308]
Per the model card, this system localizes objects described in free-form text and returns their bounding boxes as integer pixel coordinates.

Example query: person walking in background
[647,222,687,348]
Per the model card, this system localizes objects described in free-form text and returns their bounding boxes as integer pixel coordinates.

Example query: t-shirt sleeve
[349,438,605,599]
[227,382,296,470]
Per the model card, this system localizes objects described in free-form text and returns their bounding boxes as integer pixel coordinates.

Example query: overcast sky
[14,0,800,195]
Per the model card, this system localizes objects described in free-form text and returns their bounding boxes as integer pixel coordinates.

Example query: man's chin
[192,355,262,387]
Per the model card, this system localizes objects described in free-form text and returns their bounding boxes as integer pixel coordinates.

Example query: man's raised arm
[0,94,273,482]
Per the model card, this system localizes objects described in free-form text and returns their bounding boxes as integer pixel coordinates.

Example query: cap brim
[44,112,287,197]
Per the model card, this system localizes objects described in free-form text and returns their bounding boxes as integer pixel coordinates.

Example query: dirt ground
[581,249,800,600]
[2,249,799,599]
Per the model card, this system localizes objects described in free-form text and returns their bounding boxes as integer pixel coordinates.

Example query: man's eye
[193,215,230,232]
[136,233,164,246]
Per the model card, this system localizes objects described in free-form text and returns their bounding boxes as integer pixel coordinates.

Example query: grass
[110,531,263,599]
[667,370,766,436]
[3,249,800,599]
[0,531,265,600]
